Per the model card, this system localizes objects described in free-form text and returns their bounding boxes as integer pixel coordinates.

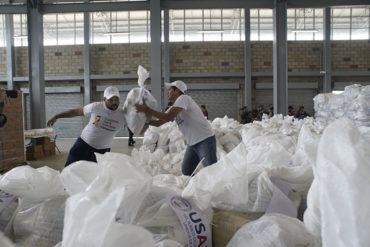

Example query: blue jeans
[65,137,110,167]
[182,135,217,176]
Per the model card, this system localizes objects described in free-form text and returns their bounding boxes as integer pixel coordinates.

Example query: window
[169,9,244,42]
[0,15,5,47]
[44,13,84,46]
[91,11,150,44]
[13,14,28,47]
[251,9,273,41]
[332,7,370,40]
[287,8,323,41]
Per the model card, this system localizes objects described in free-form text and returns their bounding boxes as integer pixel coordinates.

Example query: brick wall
[0,90,25,173]
[0,40,368,79]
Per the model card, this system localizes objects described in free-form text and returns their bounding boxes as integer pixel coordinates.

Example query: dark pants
[182,135,217,176]
[65,137,110,167]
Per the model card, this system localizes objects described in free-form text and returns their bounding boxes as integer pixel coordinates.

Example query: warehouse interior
[0,0,369,246]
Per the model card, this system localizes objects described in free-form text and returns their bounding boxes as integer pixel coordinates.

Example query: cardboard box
[212,209,262,247]
[35,137,50,145]
[43,142,55,152]
[26,145,43,153]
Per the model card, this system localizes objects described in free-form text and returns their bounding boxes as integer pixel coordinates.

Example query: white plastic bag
[314,118,370,247]
[227,214,318,247]
[123,65,158,135]
[60,161,101,196]
[182,143,249,212]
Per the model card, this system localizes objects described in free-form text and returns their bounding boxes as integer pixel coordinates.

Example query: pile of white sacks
[314,84,370,127]
[0,90,369,246]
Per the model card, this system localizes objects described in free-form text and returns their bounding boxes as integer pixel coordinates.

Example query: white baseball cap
[104,86,120,99]
[165,80,187,93]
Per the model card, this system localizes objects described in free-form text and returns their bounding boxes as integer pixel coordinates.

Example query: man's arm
[47,108,84,126]
[136,101,182,127]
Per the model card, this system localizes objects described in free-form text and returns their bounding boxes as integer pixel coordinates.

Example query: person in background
[240,106,251,124]
[288,105,295,116]
[136,80,217,176]
[0,89,10,128]
[200,105,209,119]
[47,86,127,167]
[295,106,310,120]
[128,128,135,146]
[268,104,274,118]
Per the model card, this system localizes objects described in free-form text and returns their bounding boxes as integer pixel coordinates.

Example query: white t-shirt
[171,95,214,146]
[80,102,126,149]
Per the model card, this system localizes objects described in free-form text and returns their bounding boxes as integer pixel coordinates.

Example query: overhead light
[13,35,28,39]
[197,30,224,34]
[291,29,317,33]
[104,32,129,36]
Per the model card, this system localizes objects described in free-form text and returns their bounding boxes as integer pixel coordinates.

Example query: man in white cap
[136,80,217,176]
[47,86,127,167]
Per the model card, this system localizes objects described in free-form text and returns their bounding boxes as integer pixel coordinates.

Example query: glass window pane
[332,28,350,40]
[260,29,273,40]
[14,14,27,47]
[352,28,369,40]
[0,15,5,47]
[130,32,147,43]
[185,30,202,41]
[58,13,75,45]
[204,32,221,41]
[170,30,184,42]
[75,13,84,45]
[44,14,57,46]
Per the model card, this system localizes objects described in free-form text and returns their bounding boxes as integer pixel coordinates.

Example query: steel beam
[83,12,91,105]
[161,0,272,9]
[27,2,46,128]
[5,14,15,90]
[244,8,252,110]
[0,5,27,14]
[163,8,170,110]
[40,1,149,14]
[323,7,332,93]
[150,0,162,110]
[273,0,288,115]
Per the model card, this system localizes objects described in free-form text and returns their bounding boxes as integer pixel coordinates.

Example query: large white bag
[314,118,370,247]
[123,65,158,135]
[182,143,249,212]
[227,214,318,247]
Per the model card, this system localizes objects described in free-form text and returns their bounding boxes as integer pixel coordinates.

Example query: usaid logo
[170,196,192,212]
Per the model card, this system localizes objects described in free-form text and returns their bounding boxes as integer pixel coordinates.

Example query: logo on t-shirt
[93,115,101,127]
[176,115,184,126]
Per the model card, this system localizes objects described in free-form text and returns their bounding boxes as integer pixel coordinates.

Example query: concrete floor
[28,137,143,171]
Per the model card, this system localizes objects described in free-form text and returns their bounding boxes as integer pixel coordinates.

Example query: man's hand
[47,116,57,127]
[135,100,148,113]
[0,89,10,114]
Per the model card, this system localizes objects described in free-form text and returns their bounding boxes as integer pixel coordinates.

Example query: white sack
[60,161,101,196]
[227,214,318,247]
[123,65,158,135]
[315,118,370,247]
[0,166,65,205]
[182,143,249,212]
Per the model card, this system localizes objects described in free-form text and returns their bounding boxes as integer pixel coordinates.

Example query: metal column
[150,0,162,110]
[5,14,15,90]
[323,7,331,93]
[244,8,252,109]
[27,0,46,128]
[273,0,288,115]
[84,12,92,105]
[163,8,170,110]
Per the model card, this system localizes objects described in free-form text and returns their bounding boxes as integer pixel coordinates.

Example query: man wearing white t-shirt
[136,80,217,176]
[47,86,127,167]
